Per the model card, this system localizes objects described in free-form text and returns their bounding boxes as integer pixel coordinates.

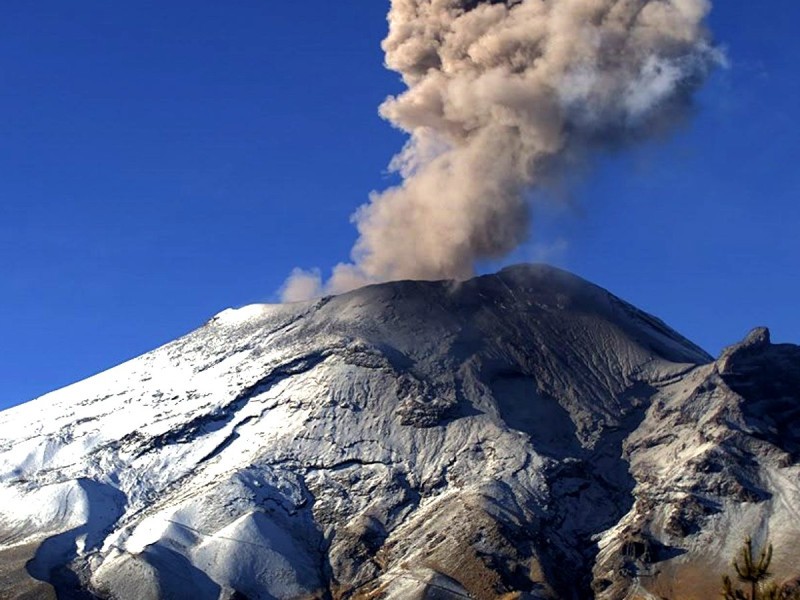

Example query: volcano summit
[1,265,798,599]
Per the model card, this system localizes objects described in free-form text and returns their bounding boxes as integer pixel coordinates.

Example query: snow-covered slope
[0,265,796,600]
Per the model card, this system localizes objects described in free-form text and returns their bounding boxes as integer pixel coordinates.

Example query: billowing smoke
[282,0,721,301]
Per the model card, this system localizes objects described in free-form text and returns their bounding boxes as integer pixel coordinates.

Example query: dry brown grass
[0,541,56,600]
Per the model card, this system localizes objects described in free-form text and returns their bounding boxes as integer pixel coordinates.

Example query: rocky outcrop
[594,327,800,600]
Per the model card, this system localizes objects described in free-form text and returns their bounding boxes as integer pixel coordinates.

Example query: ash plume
[282,0,722,301]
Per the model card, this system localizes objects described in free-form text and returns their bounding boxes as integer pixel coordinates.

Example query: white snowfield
[0,265,798,600]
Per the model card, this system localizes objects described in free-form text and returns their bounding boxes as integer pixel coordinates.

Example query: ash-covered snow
[0,264,797,600]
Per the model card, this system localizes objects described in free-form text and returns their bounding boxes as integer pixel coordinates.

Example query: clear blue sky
[2,1,798,409]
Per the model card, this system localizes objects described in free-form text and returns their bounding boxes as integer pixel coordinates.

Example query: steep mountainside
[0,265,797,600]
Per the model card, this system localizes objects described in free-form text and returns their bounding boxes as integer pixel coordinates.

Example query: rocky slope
[0,264,797,600]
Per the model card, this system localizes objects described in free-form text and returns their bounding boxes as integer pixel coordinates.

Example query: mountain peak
[718,326,772,375]
[0,267,796,600]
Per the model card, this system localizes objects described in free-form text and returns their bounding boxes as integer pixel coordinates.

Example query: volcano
[1,265,798,599]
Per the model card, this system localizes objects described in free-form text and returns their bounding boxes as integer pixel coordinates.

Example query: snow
[0,264,797,599]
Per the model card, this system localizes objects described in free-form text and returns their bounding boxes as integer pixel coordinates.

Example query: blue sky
[2,1,798,409]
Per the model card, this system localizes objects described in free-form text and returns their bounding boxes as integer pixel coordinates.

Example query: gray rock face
[0,265,796,600]
[595,328,800,599]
